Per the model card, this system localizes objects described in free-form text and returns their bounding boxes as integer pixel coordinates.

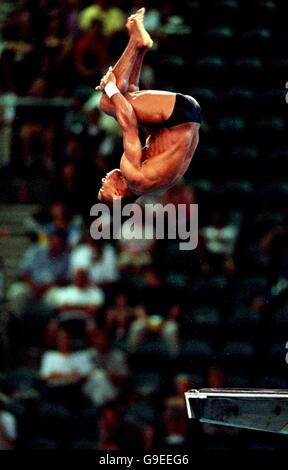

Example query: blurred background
[0,0,288,451]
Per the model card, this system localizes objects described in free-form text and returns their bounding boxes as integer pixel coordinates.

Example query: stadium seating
[220,340,257,364]
[190,275,228,306]
[234,275,268,305]
[226,307,262,335]
[179,339,214,370]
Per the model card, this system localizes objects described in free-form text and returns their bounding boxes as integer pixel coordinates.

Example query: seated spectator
[42,320,116,408]
[19,229,69,293]
[207,365,225,388]
[39,202,83,249]
[51,162,79,212]
[161,400,189,450]
[163,182,196,216]
[45,268,105,315]
[74,19,108,84]
[70,235,119,286]
[66,0,82,39]
[50,128,100,212]
[9,229,70,314]
[83,370,117,408]
[255,226,288,309]
[201,210,239,257]
[40,327,94,383]
[260,226,288,275]
[89,329,130,388]
[79,0,125,37]
[162,373,193,449]
[117,205,156,273]
[200,210,239,273]
[0,405,16,450]
[97,402,144,451]
[162,373,202,450]
[1,9,36,95]
[105,292,135,338]
[41,325,115,410]
[40,323,117,407]
[163,183,197,245]
[127,305,179,358]
[166,373,194,407]
[43,13,73,68]
[46,313,94,351]
[19,76,57,170]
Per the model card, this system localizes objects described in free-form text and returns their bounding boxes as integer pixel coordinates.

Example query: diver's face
[98,182,117,202]
[99,171,117,199]
[99,174,109,195]
[98,170,127,203]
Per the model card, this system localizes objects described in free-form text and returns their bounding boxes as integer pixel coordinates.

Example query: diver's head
[98,169,138,206]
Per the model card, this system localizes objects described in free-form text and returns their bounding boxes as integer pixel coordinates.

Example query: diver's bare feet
[126,7,145,31]
[126,8,153,49]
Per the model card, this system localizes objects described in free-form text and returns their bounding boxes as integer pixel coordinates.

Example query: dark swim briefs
[164,93,202,127]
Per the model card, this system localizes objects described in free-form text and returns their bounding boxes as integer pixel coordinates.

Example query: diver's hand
[95,66,116,91]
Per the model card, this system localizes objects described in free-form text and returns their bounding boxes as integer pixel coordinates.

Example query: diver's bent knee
[127,84,140,93]
[116,78,129,94]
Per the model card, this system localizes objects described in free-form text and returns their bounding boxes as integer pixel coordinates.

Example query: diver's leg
[99,9,152,115]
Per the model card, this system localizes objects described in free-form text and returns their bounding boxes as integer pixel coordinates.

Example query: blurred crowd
[0,0,288,451]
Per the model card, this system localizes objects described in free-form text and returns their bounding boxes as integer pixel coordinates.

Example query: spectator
[41,325,116,408]
[19,76,57,170]
[127,305,180,357]
[19,229,69,295]
[74,19,109,84]
[39,202,83,248]
[45,268,105,315]
[8,229,70,314]
[43,13,73,69]
[117,205,156,273]
[169,373,194,405]
[256,227,288,308]
[97,402,144,451]
[1,10,36,95]
[40,327,93,383]
[51,162,83,213]
[200,210,239,273]
[0,405,16,450]
[105,292,135,337]
[89,329,129,388]
[201,210,239,257]
[207,366,225,388]
[70,235,119,286]
[161,400,189,450]
[158,373,194,450]
[260,227,288,279]
[79,0,125,37]
[66,0,82,40]
[83,369,117,408]
[163,182,196,216]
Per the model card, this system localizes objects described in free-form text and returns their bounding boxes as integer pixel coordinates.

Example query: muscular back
[120,122,200,195]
